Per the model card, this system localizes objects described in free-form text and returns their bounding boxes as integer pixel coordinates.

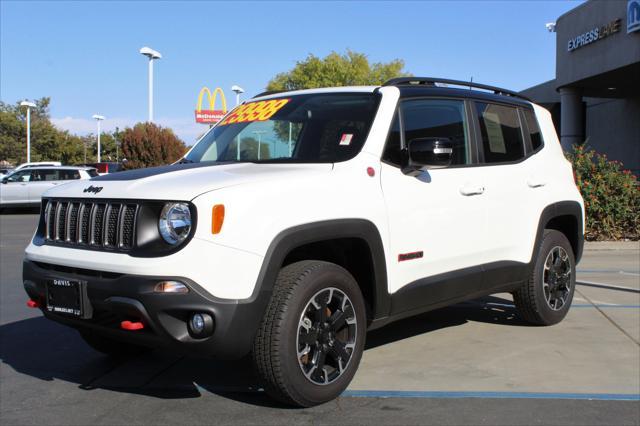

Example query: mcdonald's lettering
[195,87,228,124]
[218,99,290,126]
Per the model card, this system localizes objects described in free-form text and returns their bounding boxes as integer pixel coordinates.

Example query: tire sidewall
[278,263,366,406]
[532,230,576,325]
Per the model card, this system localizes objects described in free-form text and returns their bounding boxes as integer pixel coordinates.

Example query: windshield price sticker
[219,99,290,126]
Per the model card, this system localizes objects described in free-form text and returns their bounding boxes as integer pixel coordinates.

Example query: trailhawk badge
[83,185,103,194]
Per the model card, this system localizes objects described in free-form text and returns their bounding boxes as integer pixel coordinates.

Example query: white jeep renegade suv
[23,77,584,406]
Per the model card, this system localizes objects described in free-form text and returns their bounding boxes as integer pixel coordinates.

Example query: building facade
[522,0,640,174]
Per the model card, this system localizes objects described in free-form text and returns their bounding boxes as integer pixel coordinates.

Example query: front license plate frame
[45,278,93,319]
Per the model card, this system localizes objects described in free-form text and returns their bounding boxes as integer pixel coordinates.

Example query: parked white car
[1,166,97,207]
[22,78,584,407]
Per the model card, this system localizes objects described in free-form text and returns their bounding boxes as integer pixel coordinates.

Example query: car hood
[41,162,333,201]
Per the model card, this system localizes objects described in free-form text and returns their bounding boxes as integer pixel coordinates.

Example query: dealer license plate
[45,278,88,317]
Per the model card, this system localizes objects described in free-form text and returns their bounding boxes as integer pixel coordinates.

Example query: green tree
[266,50,411,91]
[120,122,188,169]
[0,97,87,166]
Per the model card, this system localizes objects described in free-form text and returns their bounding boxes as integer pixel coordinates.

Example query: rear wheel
[79,329,148,358]
[253,260,366,407]
[513,229,576,325]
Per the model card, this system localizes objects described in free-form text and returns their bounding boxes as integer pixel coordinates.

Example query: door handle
[459,184,485,196]
[527,179,546,188]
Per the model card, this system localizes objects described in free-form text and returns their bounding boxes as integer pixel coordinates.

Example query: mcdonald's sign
[195,87,228,124]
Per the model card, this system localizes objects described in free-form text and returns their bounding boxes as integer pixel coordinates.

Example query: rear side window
[523,109,543,152]
[31,169,59,181]
[475,103,525,163]
[58,170,81,180]
[87,169,99,177]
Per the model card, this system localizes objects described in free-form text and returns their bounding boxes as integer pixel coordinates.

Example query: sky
[1,0,582,144]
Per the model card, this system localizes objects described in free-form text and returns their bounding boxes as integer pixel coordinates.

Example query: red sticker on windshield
[219,99,290,126]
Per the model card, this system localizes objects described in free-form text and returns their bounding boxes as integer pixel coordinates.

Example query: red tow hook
[120,321,144,331]
[26,299,40,308]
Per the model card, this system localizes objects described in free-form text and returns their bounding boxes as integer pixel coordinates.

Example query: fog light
[188,312,214,338]
[154,281,189,293]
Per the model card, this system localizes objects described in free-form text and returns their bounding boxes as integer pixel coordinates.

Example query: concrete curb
[584,241,640,251]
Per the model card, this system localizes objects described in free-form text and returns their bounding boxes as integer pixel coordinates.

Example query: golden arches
[196,87,227,113]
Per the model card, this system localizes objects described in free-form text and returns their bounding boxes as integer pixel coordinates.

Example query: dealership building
[522,0,640,174]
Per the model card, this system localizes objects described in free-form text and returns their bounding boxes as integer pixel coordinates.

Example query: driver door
[381,98,489,307]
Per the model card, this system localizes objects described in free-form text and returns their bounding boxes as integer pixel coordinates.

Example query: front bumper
[23,259,271,359]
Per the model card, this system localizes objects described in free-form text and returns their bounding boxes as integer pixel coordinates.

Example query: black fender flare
[531,201,584,265]
[248,219,390,321]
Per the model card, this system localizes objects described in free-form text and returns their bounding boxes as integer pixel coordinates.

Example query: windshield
[184,93,380,164]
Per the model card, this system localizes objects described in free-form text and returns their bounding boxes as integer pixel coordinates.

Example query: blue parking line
[572,304,640,308]
[578,269,640,274]
[482,303,640,309]
[342,390,640,401]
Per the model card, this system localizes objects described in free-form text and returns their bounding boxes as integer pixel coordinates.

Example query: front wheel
[513,229,576,326]
[253,260,366,407]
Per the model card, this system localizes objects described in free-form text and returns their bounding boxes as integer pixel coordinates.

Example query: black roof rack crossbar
[382,77,531,101]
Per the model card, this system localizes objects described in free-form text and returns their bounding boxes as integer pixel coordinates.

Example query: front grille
[43,199,139,251]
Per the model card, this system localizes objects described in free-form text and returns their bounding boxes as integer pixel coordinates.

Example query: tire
[513,229,576,326]
[253,260,367,407]
[79,329,148,358]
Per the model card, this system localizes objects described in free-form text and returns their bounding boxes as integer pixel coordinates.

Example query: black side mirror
[402,137,453,176]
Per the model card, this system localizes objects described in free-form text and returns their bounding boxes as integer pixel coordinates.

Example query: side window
[58,170,81,180]
[382,99,470,166]
[475,103,525,163]
[31,169,58,181]
[7,170,31,182]
[523,109,544,152]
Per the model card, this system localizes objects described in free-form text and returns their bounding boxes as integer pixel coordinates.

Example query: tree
[0,97,87,166]
[120,122,188,169]
[266,50,411,91]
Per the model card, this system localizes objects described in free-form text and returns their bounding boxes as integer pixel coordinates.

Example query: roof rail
[252,90,286,99]
[382,77,531,101]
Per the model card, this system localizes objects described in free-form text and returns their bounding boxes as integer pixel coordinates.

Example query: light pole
[139,47,162,122]
[231,85,244,106]
[20,101,36,162]
[92,115,105,163]
[231,86,245,160]
[252,130,266,160]
[115,126,119,162]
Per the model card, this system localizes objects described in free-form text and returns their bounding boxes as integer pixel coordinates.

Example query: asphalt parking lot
[1,210,639,425]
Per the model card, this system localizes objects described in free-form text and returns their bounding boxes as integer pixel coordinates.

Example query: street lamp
[92,114,105,163]
[20,101,36,162]
[139,46,162,122]
[231,85,245,106]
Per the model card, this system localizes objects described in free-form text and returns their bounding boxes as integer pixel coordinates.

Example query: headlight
[159,203,192,245]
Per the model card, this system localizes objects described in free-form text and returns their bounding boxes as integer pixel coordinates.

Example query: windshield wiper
[176,158,195,164]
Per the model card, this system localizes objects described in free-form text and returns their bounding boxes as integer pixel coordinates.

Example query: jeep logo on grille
[83,185,103,194]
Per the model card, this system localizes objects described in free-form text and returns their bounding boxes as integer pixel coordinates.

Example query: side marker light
[212,204,225,234]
